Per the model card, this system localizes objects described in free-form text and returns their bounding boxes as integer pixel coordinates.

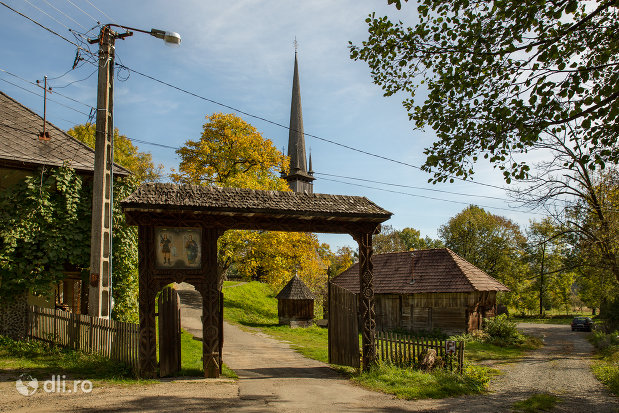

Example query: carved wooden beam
[353,231,377,371]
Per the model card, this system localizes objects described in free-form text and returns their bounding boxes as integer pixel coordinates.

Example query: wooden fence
[375,331,464,373]
[27,305,139,371]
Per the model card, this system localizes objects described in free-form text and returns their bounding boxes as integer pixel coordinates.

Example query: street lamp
[88,24,180,319]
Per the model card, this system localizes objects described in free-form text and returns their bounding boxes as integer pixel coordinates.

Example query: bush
[483,314,525,346]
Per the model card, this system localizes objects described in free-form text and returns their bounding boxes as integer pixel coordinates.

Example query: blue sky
[0,0,543,250]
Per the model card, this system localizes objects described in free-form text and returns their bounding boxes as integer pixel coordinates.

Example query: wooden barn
[276,275,315,327]
[331,249,509,334]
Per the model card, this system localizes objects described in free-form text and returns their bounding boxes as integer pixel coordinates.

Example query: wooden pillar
[355,231,377,371]
[138,225,157,378]
[200,228,222,378]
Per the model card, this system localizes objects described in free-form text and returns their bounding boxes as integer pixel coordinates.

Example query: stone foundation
[0,292,28,339]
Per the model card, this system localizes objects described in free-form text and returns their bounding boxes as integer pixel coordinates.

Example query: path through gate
[328,281,359,368]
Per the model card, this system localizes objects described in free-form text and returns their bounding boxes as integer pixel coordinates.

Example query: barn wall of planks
[374,291,498,334]
[26,305,139,371]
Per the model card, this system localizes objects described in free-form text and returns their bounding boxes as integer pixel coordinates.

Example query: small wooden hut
[276,275,315,327]
[331,249,509,334]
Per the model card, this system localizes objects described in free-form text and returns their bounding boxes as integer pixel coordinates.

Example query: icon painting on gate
[155,227,201,269]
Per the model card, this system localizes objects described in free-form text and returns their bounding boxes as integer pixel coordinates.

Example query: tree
[68,123,163,183]
[438,205,527,292]
[172,113,327,294]
[321,245,357,279]
[373,225,443,254]
[171,113,287,190]
[525,218,574,315]
[351,0,618,183]
[351,0,619,283]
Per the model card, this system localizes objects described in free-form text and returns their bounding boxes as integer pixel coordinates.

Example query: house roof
[275,275,315,300]
[331,249,509,294]
[0,91,130,176]
[121,183,392,221]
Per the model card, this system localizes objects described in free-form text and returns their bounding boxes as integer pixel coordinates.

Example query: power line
[0,78,90,116]
[320,177,544,216]
[0,1,85,50]
[22,0,71,31]
[63,0,99,24]
[117,63,506,192]
[53,68,97,89]
[41,0,89,31]
[314,172,510,202]
[2,4,514,193]
[0,67,94,109]
[83,0,113,23]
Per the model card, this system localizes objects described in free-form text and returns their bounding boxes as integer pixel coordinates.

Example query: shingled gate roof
[275,275,315,300]
[331,249,509,294]
[0,91,130,175]
[122,183,391,220]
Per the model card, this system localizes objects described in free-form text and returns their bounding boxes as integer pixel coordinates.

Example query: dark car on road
[571,317,593,332]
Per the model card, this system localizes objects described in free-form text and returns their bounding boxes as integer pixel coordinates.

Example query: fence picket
[25,305,139,372]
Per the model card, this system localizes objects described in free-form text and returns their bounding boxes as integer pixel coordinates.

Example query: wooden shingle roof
[0,91,130,175]
[331,249,509,294]
[275,275,315,300]
[121,183,392,220]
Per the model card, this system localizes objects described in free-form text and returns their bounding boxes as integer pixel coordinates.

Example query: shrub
[483,314,525,346]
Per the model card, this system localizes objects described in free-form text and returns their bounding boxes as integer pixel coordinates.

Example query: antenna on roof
[35,76,52,141]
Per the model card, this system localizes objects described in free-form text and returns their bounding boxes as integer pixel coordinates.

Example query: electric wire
[53,68,97,89]
[0,67,94,109]
[320,177,545,216]
[0,1,85,50]
[22,0,72,31]
[314,172,510,202]
[2,3,509,193]
[63,0,99,24]
[0,78,91,116]
[83,0,113,23]
[41,0,89,31]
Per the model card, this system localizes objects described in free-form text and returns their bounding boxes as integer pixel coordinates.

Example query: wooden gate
[328,282,359,368]
[158,286,181,377]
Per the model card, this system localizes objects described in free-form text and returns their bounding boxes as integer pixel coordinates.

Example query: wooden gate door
[328,282,360,368]
[158,286,181,377]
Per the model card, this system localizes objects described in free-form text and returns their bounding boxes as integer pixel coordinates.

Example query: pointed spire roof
[276,274,315,300]
[287,52,307,173]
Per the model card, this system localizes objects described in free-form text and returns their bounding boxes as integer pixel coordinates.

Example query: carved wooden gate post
[354,231,377,371]
[199,228,223,378]
[138,225,158,378]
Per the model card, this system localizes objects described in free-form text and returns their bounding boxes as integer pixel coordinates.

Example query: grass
[513,393,560,412]
[589,331,619,396]
[222,281,524,399]
[222,281,329,362]
[0,335,146,384]
[176,329,237,379]
[464,336,543,362]
[352,362,493,399]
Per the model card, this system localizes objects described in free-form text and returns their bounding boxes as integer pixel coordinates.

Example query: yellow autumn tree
[172,113,328,293]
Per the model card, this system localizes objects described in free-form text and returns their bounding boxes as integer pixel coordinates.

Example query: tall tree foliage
[373,225,443,254]
[438,206,526,289]
[172,113,327,293]
[351,0,619,283]
[68,123,163,183]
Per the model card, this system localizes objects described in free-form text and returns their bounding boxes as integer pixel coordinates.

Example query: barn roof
[275,275,315,300]
[331,249,509,294]
[0,91,130,176]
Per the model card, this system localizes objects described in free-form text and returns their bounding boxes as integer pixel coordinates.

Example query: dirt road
[1,285,617,412]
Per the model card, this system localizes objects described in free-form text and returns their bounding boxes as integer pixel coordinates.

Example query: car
[571,317,593,332]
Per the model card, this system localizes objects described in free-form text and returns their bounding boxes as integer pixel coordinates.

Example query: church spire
[284,47,315,193]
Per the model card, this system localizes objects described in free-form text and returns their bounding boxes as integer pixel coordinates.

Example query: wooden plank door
[328,282,360,368]
[158,286,181,377]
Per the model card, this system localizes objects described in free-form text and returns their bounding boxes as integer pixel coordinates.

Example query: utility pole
[87,24,180,318]
[89,26,117,318]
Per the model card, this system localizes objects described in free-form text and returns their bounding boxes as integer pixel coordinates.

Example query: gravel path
[2,285,617,412]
